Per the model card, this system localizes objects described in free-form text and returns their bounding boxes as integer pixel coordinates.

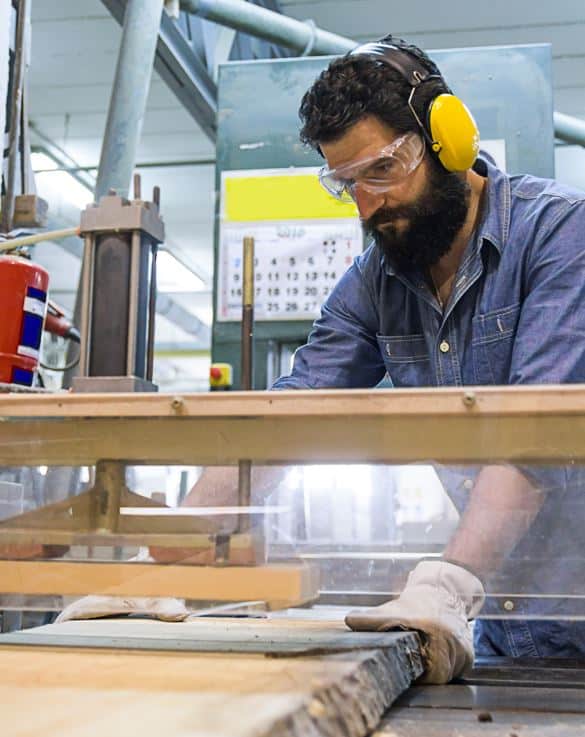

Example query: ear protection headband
[350,41,479,172]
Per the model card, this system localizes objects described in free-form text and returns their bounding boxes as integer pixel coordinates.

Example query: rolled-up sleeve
[508,199,585,493]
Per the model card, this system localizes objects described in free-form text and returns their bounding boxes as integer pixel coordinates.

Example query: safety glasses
[319,132,425,203]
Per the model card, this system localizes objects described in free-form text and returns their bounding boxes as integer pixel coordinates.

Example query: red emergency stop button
[209,363,233,390]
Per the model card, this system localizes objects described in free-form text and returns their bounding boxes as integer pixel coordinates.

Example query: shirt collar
[381,154,511,277]
[474,154,510,256]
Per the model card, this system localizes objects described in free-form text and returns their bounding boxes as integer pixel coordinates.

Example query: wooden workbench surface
[0,615,423,737]
[0,385,585,465]
[1,385,585,418]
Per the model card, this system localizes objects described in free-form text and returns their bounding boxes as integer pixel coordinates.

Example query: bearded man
[55,36,585,684]
[268,36,585,681]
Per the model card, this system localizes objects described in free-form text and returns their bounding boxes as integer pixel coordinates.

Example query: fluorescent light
[156,250,206,292]
[31,152,58,171]
[31,151,93,210]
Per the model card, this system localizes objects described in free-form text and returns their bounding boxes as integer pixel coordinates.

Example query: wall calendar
[217,168,363,322]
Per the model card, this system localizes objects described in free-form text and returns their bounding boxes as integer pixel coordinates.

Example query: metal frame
[0,385,584,609]
[1,0,30,232]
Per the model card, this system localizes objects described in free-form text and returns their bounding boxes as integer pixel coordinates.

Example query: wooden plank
[0,560,319,609]
[0,619,423,737]
[2,385,585,418]
[1,412,585,466]
[0,387,584,465]
[0,530,264,566]
[0,528,262,553]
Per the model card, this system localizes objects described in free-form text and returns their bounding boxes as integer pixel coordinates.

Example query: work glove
[55,594,189,623]
[345,560,485,684]
[54,552,190,624]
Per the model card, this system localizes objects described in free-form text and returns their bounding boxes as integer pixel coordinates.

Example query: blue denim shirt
[274,157,585,657]
[274,157,585,392]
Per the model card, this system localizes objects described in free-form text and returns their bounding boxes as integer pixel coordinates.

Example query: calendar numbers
[218,219,363,321]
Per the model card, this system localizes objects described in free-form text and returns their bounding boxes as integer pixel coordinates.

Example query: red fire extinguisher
[0,255,49,387]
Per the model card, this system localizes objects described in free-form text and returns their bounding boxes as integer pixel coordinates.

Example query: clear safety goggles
[319,132,425,203]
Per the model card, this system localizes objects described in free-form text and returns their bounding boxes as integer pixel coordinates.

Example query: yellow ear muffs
[428,94,480,172]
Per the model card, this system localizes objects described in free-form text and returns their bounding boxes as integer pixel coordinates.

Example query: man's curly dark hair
[299,35,447,154]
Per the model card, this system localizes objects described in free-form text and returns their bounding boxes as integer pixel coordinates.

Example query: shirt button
[439,340,450,353]
[463,479,474,490]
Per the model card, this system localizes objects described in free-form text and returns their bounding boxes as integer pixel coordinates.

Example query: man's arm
[448,197,585,576]
[149,465,286,562]
[348,198,585,681]
[443,464,543,579]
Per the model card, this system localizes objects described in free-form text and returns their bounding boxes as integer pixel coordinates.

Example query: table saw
[0,386,584,736]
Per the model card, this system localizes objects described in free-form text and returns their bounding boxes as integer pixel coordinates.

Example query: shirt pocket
[376,333,432,387]
[472,302,521,385]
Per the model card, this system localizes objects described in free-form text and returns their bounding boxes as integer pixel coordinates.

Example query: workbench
[2,615,585,737]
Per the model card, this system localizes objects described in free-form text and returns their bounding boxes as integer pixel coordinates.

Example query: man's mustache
[363,207,414,231]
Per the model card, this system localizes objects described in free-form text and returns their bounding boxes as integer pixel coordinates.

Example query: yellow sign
[223,171,358,222]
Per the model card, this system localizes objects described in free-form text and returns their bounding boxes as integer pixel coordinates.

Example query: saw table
[2,615,585,737]
[0,615,424,737]
[0,387,584,735]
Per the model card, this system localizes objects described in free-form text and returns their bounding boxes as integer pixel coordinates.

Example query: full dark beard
[364,157,471,273]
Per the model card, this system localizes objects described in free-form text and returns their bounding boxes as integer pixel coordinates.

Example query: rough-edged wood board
[0,560,319,609]
[0,616,411,655]
[0,619,423,737]
[1,386,585,465]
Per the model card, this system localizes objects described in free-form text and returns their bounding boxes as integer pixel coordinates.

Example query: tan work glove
[55,552,190,624]
[345,560,485,684]
[55,595,190,624]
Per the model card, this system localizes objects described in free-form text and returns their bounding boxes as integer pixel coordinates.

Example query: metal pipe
[240,236,254,391]
[238,236,255,532]
[237,459,252,532]
[103,0,217,141]
[554,112,585,147]
[95,0,165,200]
[2,0,29,232]
[78,236,95,377]
[180,0,355,56]
[146,244,158,381]
[146,184,161,381]
[0,227,80,252]
[180,0,585,148]
[125,230,142,376]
